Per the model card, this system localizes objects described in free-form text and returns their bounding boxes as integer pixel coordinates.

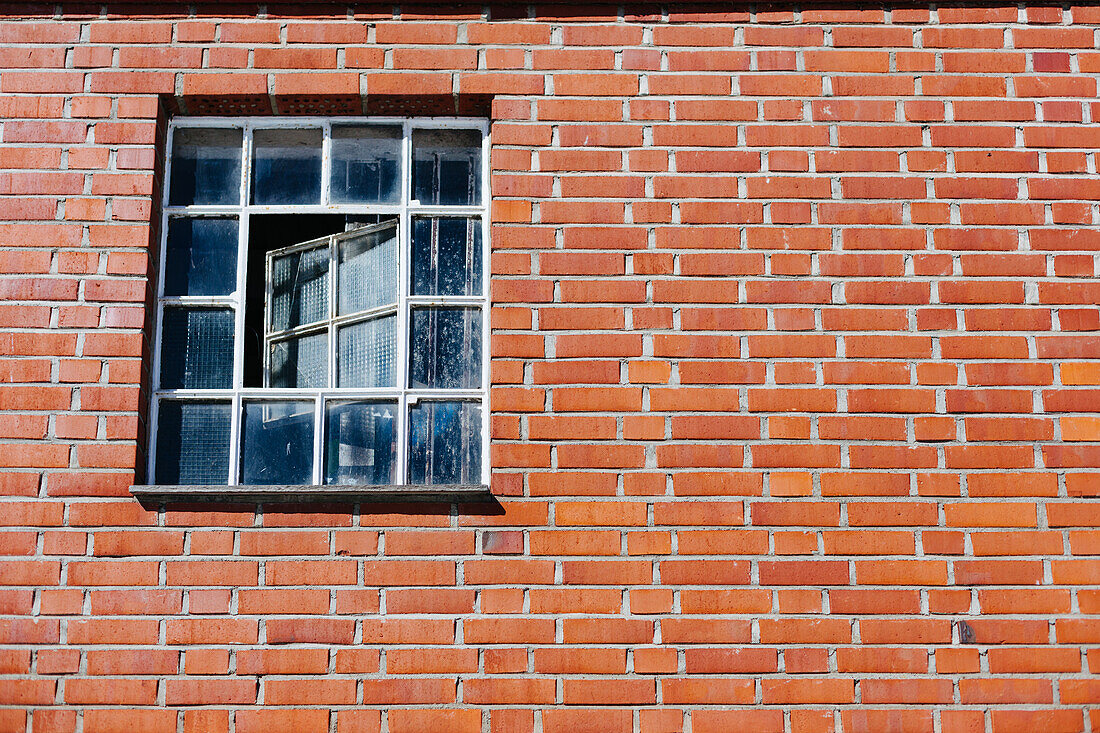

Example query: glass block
[269,331,327,388]
[240,400,314,485]
[270,244,329,332]
[337,315,396,388]
[338,224,398,316]
[330,125,401,204]
[154,400,231,485]
[407,401,481,485]
[159,307,234,390]
[411,217,482,297]
[408,307,482,389]
[412,129,482,206]
[252,128,322,205]
[164,217,238,297]
[324,401,397,485]
[169,128,242,206]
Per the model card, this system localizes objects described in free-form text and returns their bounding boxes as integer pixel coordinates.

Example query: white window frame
[148,117,491,487]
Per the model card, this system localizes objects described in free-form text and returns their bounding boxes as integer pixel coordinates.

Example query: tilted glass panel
[154,400,232,485]
[270,244,329,332]
[330,125,401,204]
[407,401,481,485]
[252,128,322,205]
[411,217,482,297]
[164,217,239,297]
[324,401,397,485]
[268,331,328,389]
[159,307,234,389]
[168,128,242,206]
[338,224,398,316]
[337,315,396,388]
[408,307,482,389]
[412,129,482,206]
[240,400,314,485]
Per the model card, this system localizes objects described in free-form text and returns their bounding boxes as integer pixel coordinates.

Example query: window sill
[130,483,493,505]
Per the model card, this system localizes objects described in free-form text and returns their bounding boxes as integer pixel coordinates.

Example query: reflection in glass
[159,307,234,389]
[412,129,482,206]
[408,401,481,485]
[165,217,238,296]
[240,400,314,485]
[169,128,242,206]
[338,224,398,315]
[409,307,481,389]
[338,316,395,388]
[330,126,401,204]
[270,245,329,331]
[252,128,322,205]
[412,217,482,297]
[325,401,397,485]
[154,401,231,485]
[269,331,327,388]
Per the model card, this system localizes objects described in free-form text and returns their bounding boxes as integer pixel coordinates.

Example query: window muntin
[151,119,489,487]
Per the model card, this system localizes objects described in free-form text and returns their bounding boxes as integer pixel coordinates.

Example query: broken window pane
[409,307,482,389]
[164,217,238,297]
[154,401,231,485]
[412,129,482,206]
[338,224,398,315]
[169,128,242,206]
[252,128,322,205]
[407,401,481,485]
[330,125,401,204]
[324,401,397,485]
[337,315,396,388]
[270,244,329,332]
[159,307,234,389]
[269,331,328,389]
[411,217,482,297]
[240,400,314,485]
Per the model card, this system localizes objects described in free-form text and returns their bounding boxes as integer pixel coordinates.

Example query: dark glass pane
[407,401,481,485]
[412,129,482,206]
[164,217,238,296]
[159,307,234,389]
[409,307,481,389]
[154,400,231,485]
[330,125,401,204]
[411,217,482,297]
[240,400,314,485]
[252,128,322,205]
[269,331,327,388]
[168,128,242,206]
[338,224,398,315]
[324,401,397,485]
[338,315,396,388]
[270,244,329,332]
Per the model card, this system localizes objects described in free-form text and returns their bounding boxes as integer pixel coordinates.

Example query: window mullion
[396,119,412,484]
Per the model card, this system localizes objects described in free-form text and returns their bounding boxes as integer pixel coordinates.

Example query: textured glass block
[270,244,329,332]
[269,331,327,388]
[169,128,242,206]
[408,307,482,389]
[411,217,482,297]
[240,400,314,485]
[252,128,322,205]
[337,316,395,388]
[324,401,397,485]
[407,401,481,485]
[338,224,398,316]
[412,129,482,206]
[159,307,234,389]
[330,125,401,204]
[164,217,238,297]
[154,400,231,485]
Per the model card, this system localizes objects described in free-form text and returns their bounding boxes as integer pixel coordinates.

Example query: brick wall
[1,3,1099,731]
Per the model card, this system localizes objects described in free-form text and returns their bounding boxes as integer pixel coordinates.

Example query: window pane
[252,128,322,205]
[165,217,238,296]
[324,401,397,485]
[337,315,396,388]
[407,401,481,485]
[159,307,234,389]
[269,331,327,388]
[270,244,329,332]
[169,128,242,206]
[412,129,482,206]
[330,125,401,204]
[409,307,482,389]
[240,400,314,485]
[338,224,398,315]
[154,400,231,485]
[411,217,482,297]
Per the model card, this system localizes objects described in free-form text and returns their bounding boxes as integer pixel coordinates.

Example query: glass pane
[338,224,398,315]
[338,315,396,388]
[252,128,322,205]
[154,401,231,485]
[409,307,482,389]
[159,307,234,389]
[412,129,482,206]
[330,125,401,204]
[407,401,481,485]
[164,217,238,297]
[169,128,242,206]
[411,217,482,297]
[270,244,329,332]
[240,400,314,485]
[324,401,397,485]
[269,331,327,389]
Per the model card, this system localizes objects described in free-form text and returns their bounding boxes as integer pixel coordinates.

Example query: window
[148,119,488,489]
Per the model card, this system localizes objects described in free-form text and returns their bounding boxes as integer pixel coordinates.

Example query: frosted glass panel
[169,128,242,206]
[252,128,322,205]
[240,400,314,485]
[154,401,231,485]
[411,217,482,297]
[165,217,238,297]
[413,129,482,206]
[270,245,329,332]
[269,332,327,388]
[159,307,234,389]
[407,401,481,485]
[324,401,397,485]
[409,307,482,389]
[330,125,401,204]
[338,224,398,315]
[338,316,396,388]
